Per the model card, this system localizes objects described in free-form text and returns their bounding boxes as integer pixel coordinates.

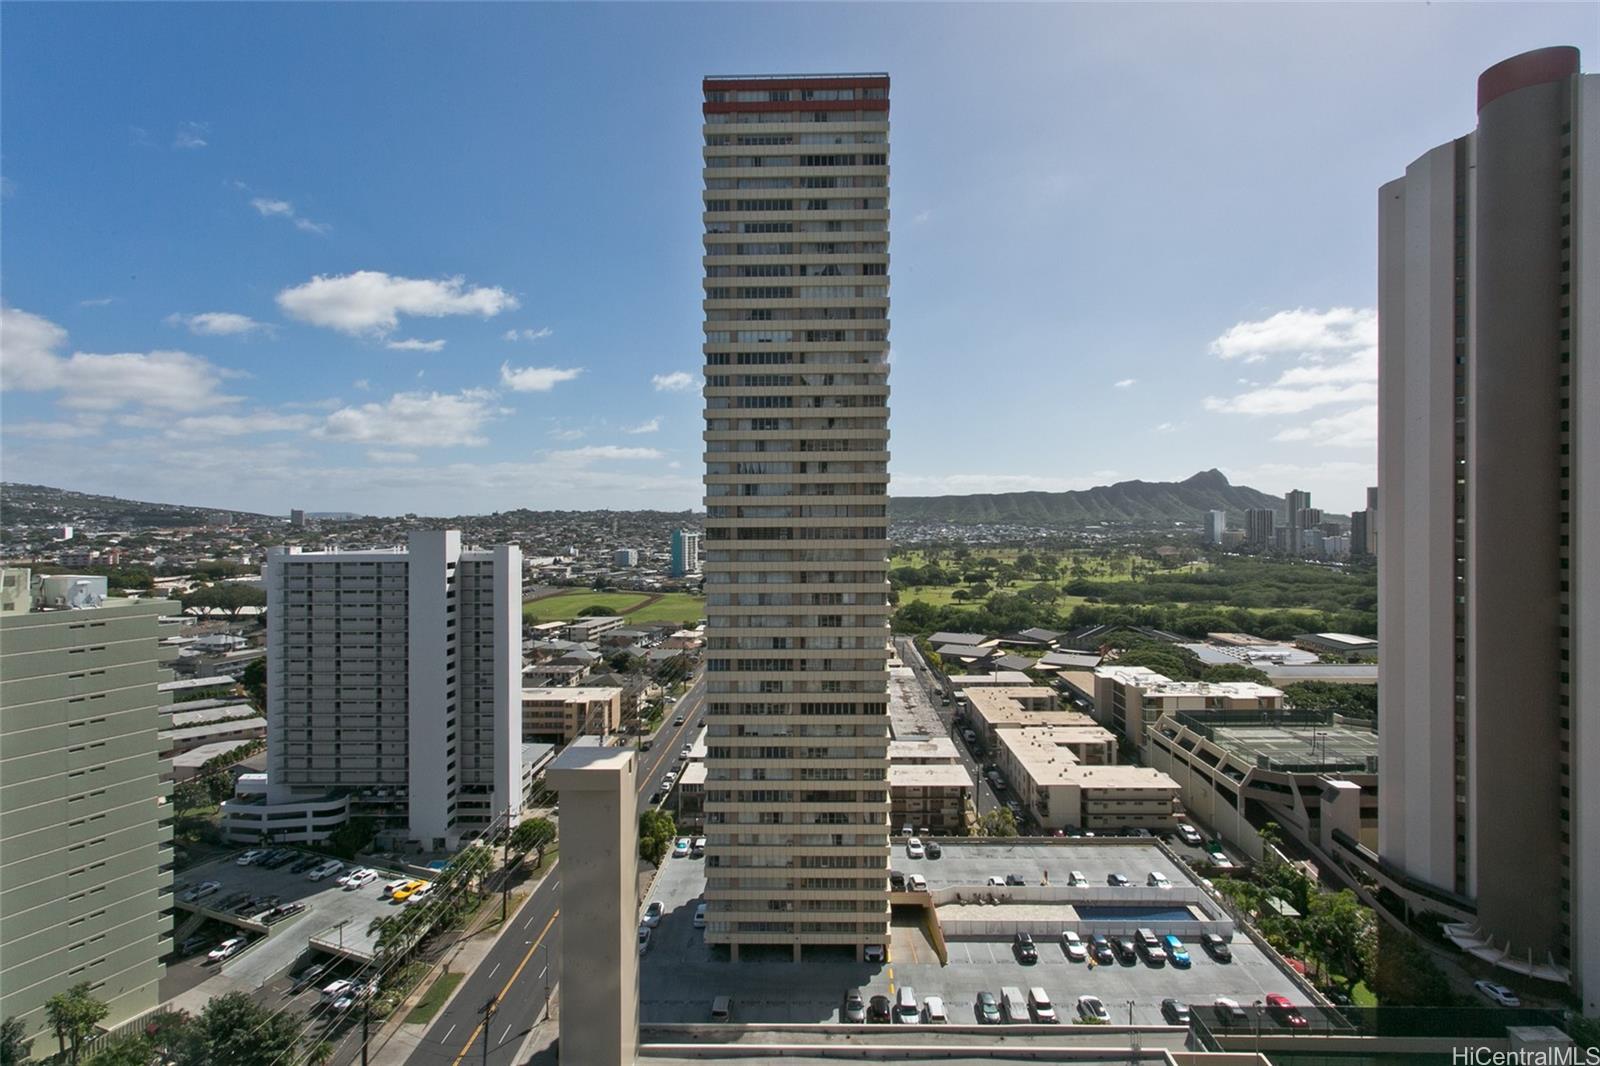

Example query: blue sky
[2,3,1593,517]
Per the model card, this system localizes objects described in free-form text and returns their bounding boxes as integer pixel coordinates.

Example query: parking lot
[171,850,422,992]
[638,839,1309,1028]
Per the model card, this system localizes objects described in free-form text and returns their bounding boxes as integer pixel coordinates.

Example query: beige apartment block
[1378,46,1599,1009]
[887,737,972,834]
[993,726,1177,832]
[961,685,1083,750]
[548,739,638,1066]
[521,686,622,745]
[700,72,894,961]
[1092,666,1283,746]
[1,595,176,1043]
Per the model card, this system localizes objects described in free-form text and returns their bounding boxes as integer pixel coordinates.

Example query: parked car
[1136,928,1168,966]
[405,883,433,905]
[307,860,344,882]
[641,901,665,927]
[710,996,732,1022]
[692,837,706,858]
[905,837,925,859]
[924,841,942,859]
[1474,980,1521,1008]
[649,790,663,804]
[208,937,246,962]
[893,987,920,1024]
[382,877,411,898]
[1163,935,1191,968]
[262,849,295,869]
[236,850,265,866]
[906,873,927,891]
[290,856,321,874]
[836,989,865,1023]
[1088,933,1115,965]
[637,926,651,954]
[863,944,886,964]
[1076,994,1110,1023]
[889,871,906,891]
[1066,870,1088,887]
[179,934,211,955]
[1213,998,1249,1025]
[1112,937,1138,965]
[922,996,948,1023]
[263,902,306,925]
[1027,987,1057,1023]
[986,875,1006,886]
[672,837,691,859]
[1106,872,1130,887]
[181,880,222,903]
[1060,931,1087,962]
[1200,933,1233,962]
[389,880,427,902]
[867,995,892,1023]
[1147,871,1172,889]
[974,991,1001,1024]
[693,902,707,928]
[290,962,332,993]
[1176,823,1204,846]
[1013,932,1038,964]
[342,869,378,891]
[320,979,357,1003]
[1161,998,1192,1025]
[1004,873,1025,886]
[1265,993,1309,1028]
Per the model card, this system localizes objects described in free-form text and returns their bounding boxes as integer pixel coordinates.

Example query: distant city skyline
[1,4,1594,516]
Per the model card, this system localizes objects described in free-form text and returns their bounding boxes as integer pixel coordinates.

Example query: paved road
[893,636,1002,819]
[400,675,707,1066]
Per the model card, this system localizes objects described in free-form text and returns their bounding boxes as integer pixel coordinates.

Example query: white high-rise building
[700,72,893,961]
[1204,509,1227,545]
[258,531,523,850]
[1378,46,1598,1011]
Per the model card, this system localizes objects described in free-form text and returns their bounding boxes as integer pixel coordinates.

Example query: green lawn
[521,590,703,625]
[405,971,464,1024]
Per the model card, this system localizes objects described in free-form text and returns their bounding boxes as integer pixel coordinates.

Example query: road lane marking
[448,909,560,1066]
[488,962,500,979]
[441,1024,455,1042]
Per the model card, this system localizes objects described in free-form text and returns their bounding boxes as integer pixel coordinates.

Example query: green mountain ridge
[888,469,1306,526]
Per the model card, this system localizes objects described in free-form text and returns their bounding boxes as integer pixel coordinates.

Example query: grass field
[405,971,464,1024]
[521,589,704,625]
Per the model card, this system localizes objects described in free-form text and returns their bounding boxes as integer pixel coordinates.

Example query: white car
[208,937,246,962]
[1176,823,1204,846]
[1147,871,1173,889]
[642,901,665,927]
[181,880,222,903]
[637,926,652,954]
[672,838,691,859]
[1028,987,1057,1023]
[307,860,344,882]
[1475,980,1521,1007]
[906,873,927,892]
[693,902,707,928]
[1060,931,1087,961]
[342,869,378,890]
[905,837,925,859]
[236,850,264,866]
[1076,994,1110,1023]
[382,877,411,897]
[986,875,1006,886]
[922,995,948,1023]
[320,979,357,1003]
[404,883,433,905]
[1067,870,1088,887]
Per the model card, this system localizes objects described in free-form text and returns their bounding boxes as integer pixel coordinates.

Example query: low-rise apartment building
[563,615,626,642]
[887,737,972,835]
[961,685,1077,750]
[1092,666,1284,745]
[522,686,623,745]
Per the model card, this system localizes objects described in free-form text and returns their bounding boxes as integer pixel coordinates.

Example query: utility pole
[502,806,512,925]
[360,997,370,1066]
[480,994,498,1066]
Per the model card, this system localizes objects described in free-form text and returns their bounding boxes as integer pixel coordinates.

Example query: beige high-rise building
[699,72,893,961]
[1378,46,1598,1012]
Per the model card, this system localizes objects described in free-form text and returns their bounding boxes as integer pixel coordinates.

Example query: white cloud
[316,389,503,447]
[1113,378,1137,389]
[623,417,661,435]
[548,445,664,462]
[504,327,553,342]
[499,363,583,393]
[0,307,241,411]
[548,427,584,442]
[367,449,419,464]
[1209,307,1376,363]
[1,419,101,440]
[913,210,932,225]
[1154,422,1177,433]
[78,297,115,308]
[278,271,518,335]
[249,196,328,235]
[1203,381,1376,416]
[166,411,314,437]
[353,379,371,391]
[173,121,209,149]
[385,338,446,352]
[1272,404,1378,448]
[651,371,696,392]
[165,311,269,336]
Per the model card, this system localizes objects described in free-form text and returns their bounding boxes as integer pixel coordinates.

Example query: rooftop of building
[520,685,624,702]
[1160,710,1379,773]
[888,762,974,789]
[159,717,266,743]
[888,664,945,739]
[1093,665,1283,700]
[946,671,1034,687]
[170,738,261,768]
[887,736,963,763]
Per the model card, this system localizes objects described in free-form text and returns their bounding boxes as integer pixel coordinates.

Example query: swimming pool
[1075,905,1195,922]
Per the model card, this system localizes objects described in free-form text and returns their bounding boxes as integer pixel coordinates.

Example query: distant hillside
[889,470,1290,527]
[0,483,273,528]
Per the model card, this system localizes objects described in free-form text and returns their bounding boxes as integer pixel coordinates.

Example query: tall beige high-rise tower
[699,73,893,961]
[1378,46,1597,1013]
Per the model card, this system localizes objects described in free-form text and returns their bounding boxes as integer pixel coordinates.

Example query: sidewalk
[369,865,556,1066]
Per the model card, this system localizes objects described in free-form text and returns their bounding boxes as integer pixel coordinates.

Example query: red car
[1265,994,1309,1029]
